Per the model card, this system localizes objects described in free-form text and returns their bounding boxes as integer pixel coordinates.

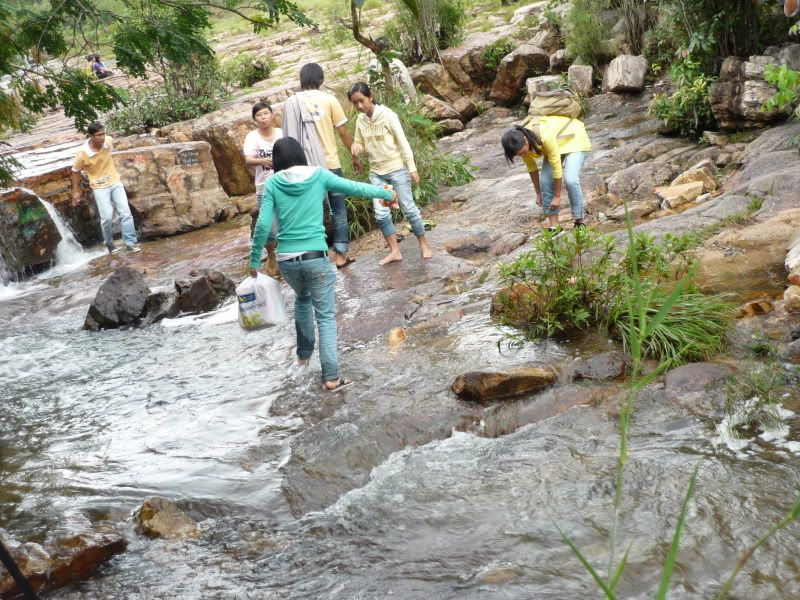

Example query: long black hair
[500,125,542,164]
[272,137,308,173]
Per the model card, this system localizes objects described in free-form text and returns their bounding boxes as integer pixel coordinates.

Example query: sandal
[336,257,356,270]
[323,378,353,392]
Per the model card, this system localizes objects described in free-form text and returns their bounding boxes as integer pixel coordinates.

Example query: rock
[569,65,593,95]
[510,2,548,26]
[664,362,735,410]
[142,289,180,325]
[440,28,517,92]
[654,181,705,209]
[0,187,61,278]
[602,55,647,93]
[787,338,800,358]
[490,44,550,106]
[607,199,660,221]
[606,162,681,202]
[135,496,199,540]
[453,96,479,120]
[526,75,562,105]
[703,131,730,146]
[787,234,800,283]
[465,106,514,130]
[671,167,718,193]
[443,229,497,256]
[738,299,775,317]
[116,142,233,238]
[437,118,465,136]
[420,94,462,121]
[530,28,560,54]
[409,62,462,103]
[489,232,529,256]
[175,269,236,313]
[784,285,800,314]
[386,327,406,350]
[0,515,126,598]
[561,351,626,383]
[490,282,541,325]
[84,267,150,331]
[709,55,795,130]
[451,367,557,402]
[549,49,568,73]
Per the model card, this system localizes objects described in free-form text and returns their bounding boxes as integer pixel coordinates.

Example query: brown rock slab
[654,181,705,209]
[784,285,800,314]
[451,367,557,403]
[738,300,775,317]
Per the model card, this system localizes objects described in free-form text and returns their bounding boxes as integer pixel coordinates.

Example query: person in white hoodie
[348,82,432,266]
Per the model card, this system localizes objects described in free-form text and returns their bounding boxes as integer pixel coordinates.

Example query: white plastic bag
[237,273,286,331]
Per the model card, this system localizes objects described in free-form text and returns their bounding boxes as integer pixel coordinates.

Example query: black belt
[283,251,327,262]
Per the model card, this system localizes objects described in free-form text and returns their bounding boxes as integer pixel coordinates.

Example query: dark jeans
[327,168,349,255]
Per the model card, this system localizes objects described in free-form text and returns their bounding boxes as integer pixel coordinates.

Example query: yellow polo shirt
[298,90,348,170]
[72,136,120,189]
[521,116,591,179]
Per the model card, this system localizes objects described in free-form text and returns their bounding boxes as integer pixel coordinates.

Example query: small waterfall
[34,195,87,268]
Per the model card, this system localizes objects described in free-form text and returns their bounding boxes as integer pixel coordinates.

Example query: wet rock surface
[0,188,61,277]
[451,367,557,402]
[0,514,126,599]
[135,497,199,540]
[84,266,150,331]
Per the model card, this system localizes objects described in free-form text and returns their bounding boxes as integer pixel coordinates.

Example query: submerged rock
[84,266,150,331]
[135,497,199,540]
[0,514,126,599]
[451,367,557,402]
[175,269,236,314]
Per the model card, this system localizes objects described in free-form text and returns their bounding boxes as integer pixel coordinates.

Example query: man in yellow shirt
[71,121,140,254]
[293,63,361,269]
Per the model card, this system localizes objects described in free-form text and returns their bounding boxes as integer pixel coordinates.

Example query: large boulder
[606,161,682,202]
[490,44,550,106]
[409,63,462,103]
[420,95,462,121]
[602,55,647,93]
[84,266,150,331]
[569,65,594,95]
[709,56,796,130]
[174,269,236,313]
[0,187,61,278]
[115,142,233,238]
[440,28,516,94]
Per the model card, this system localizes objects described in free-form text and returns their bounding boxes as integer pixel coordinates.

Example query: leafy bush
[108,56,227,133]
[482,38,515,72]
[384,0,467,64]
[563,0,612,69]
[763,64,800,115]
[496,225,733,365]
[649,56,717,138]
[220,53,276,89]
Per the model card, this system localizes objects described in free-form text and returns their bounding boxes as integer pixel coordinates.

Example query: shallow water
[2,233,800,599]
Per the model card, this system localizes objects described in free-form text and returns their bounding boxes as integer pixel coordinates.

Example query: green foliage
[482,38,515,72]
[563,0,612,69]
[0,0,315,187]
[497,224,732,365]
[384,0,467,64]
[220,53,277,89]
[763,64,800,115]
[649,55,717,138]
[108,57,227,133]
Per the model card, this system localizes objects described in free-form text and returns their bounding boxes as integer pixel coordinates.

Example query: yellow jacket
[521,116,591,179]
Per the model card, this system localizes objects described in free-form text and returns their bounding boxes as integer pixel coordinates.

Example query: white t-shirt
[243,127,283,193]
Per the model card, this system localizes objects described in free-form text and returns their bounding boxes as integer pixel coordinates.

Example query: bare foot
[379,252,403,266]
[419,238,433,259]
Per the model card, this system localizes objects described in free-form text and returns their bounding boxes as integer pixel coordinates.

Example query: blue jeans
[540,151,587,221]
[255,184,278,244]
[93,182,137,249]
[369,169,425,238]
[327,168,349,255]
[278,257,339,382]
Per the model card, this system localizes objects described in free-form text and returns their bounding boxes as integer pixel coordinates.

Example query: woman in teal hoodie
[250,137,397,391]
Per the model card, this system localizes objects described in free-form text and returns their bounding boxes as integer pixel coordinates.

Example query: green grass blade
[609,543,632,591]
[643,268,695,339]
[555,523,616,599]
[655,464,700,600]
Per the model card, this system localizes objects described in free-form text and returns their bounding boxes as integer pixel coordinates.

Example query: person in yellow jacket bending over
[501,116,591,233]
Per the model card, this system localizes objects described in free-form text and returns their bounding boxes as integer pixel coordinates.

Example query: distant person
[243,101,282,276]
[500,117,591,234]
[282,62,361,269]
[87,54,113,79]
[267,0,280,22]
[366,37,416,102]
[71,121,141,254]
[348,82,431,265]
[250,137,397,391]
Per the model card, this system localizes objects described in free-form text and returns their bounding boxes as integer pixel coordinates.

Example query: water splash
[31,191,87,269]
